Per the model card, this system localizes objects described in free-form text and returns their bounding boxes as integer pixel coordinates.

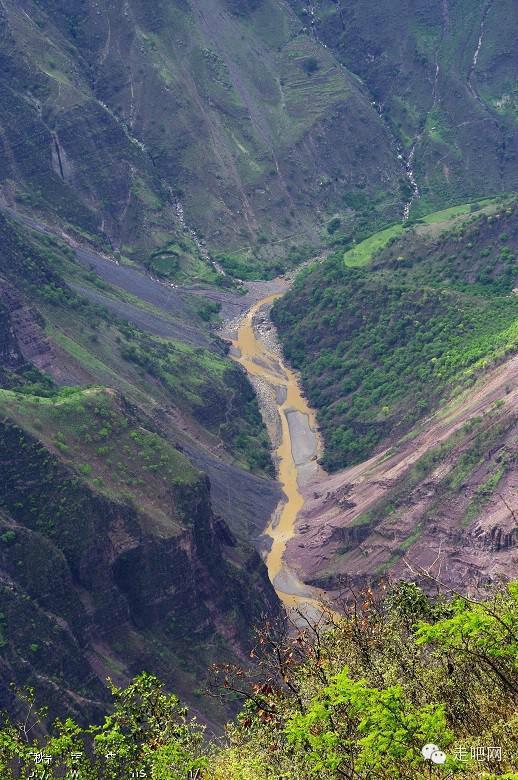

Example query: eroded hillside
[272,201,517,592]
[288,355,516,592]
[0,0,404,274]
[0,211,281,725]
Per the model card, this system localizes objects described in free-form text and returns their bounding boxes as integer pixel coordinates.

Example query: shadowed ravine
[231,293,328,618]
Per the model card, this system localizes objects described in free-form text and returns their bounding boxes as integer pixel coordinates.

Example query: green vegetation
[214,250,278,280]
[0,0,407,270]
[1,0,518,747]
[438,415,513,501]
[114,329,274,475]
[145,237,219,285]
[0,387,200,527]
[0,673,207,780]
[213,246,307,281]
[0,363,57,398]
[420,203,476,224]
[1,582,516,778]
[273,205,518,469]
[0,207,282,726]
[327,217,341,235]
[343,224,404,267]
[0,389,278,730]
[2,0,518,271]
[0,213,273,476]
[290,0,518,223]
[410,198,500,225]
[343,198,502,269]
[301,56,319,75]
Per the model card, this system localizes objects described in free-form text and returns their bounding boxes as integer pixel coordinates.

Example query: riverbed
[231,293,328,617]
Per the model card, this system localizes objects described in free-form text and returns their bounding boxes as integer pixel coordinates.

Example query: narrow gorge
[229,291,329,618]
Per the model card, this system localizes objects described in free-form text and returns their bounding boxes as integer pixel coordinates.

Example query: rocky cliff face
[0,416,278,724]
[0,278,54,374]
[0,300,23,374]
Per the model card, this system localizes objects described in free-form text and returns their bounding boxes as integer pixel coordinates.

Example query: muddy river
[232,293,327,616]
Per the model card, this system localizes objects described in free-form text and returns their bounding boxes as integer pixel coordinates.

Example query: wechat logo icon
[422,743,447,765]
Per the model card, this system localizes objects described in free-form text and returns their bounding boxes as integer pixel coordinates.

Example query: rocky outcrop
[0,278,54,373]
[0,419,279,723]
[467,523,518,553]
[328,522,372,553]
[0,300,23,371]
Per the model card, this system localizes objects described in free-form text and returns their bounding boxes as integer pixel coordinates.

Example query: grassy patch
[417,198,498,224]
[0,387,199,529]
[343,224,404,267]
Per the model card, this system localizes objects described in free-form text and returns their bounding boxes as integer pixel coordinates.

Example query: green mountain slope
[0,210,274,475]
[288,0,518,216]
[0,0,517,734]
[0,0,403,273]
[2,0,517,275]
[272,198,518,470]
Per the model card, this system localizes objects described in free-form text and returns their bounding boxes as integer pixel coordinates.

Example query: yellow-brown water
[232,294,324,613]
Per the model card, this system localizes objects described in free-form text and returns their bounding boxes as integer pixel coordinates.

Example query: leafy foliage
[1,582,515,778]
[285,671,452,777]
[0,674,206,779]
[272,206,518,469]
[209,580,517,779]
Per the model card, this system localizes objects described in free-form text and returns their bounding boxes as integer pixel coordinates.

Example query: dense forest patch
[272,204,518,470]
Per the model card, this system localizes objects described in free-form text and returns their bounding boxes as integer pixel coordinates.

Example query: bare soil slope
[288,354,517,593]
